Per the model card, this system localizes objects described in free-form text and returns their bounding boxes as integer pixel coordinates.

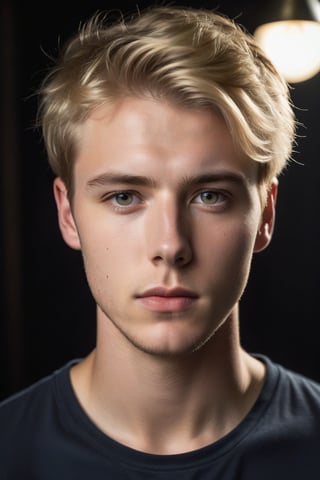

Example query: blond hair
[37,5,296,198]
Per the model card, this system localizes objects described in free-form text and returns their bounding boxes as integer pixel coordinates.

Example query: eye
[106,191,144,212]
[112,192,135,206]
[193,191,225,205]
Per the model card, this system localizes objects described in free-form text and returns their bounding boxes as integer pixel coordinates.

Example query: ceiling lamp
[253,0,320,83]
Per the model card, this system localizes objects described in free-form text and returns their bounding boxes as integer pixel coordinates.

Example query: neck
[71,308,265,454]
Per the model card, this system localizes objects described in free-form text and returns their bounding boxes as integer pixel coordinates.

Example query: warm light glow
[254,20,320,83]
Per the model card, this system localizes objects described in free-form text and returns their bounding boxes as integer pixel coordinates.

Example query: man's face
[55,97,275,356]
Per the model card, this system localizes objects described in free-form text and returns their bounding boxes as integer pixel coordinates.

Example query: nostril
[152,255,164,264]
[175,256,185,265]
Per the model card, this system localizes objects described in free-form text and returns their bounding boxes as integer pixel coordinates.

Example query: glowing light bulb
[254,20,320,83]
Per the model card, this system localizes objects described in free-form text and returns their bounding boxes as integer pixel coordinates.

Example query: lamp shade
[253,0,320,83]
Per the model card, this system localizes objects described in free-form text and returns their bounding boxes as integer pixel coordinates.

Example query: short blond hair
[37,5,296,198]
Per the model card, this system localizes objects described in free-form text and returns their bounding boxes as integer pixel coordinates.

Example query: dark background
[1,0,320,400]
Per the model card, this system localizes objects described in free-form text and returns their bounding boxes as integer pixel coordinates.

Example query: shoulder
[0,375,53,418]
[0,360,80,473]
[257,355,320,431]
[0,359,79,432]
[258,354,320,395]
[274,359,320,406]
[238,356,320,477]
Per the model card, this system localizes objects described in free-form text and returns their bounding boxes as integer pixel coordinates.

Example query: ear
[53,177,81,250]
[254,178,278,253]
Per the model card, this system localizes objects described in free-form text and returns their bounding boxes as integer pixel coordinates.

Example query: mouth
[136,287,199,313]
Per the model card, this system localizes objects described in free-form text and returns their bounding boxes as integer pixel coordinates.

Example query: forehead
[75,97,258,183]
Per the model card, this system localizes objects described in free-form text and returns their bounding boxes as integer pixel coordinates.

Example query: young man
[1,5,319,478]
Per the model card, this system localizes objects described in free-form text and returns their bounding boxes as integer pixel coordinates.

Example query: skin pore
[53,97,276,455]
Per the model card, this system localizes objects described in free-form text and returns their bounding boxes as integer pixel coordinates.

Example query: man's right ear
[53,177,81,250]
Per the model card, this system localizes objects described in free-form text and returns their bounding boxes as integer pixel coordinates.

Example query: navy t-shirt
[1,355,320,479]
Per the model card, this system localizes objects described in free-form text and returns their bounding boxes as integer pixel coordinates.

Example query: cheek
[78,224,138,286]
[197,218,258,278]
[224,222,260,289]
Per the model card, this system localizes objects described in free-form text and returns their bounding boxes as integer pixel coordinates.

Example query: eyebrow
[86,172,155,189]
[180,172,248,188]
[86,170,248,190]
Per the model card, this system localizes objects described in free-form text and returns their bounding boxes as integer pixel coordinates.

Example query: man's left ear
[254,178,278,253]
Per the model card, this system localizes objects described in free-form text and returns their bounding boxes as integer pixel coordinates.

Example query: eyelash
[102,191,143,211]
[102,189,229,212]
[192,190,228,207]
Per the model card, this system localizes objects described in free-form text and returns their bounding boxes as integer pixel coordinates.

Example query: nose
[145,197,193,268]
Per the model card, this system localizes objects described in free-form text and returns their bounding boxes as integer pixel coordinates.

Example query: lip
[136,287,199,313]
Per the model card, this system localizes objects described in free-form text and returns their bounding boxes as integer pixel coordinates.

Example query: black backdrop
[1,0,320,400]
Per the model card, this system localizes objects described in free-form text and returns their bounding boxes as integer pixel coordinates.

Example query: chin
[126,328,216,358]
